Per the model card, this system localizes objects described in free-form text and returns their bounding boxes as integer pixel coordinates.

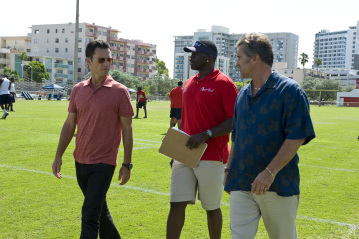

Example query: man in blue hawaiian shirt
[224,33,316,239]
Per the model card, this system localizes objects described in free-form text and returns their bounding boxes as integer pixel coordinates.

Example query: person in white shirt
[0,76,11,119]
[9,77,16,111]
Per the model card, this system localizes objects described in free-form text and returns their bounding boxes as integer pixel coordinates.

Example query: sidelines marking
[299,164,359,173]
[0,164,358,230]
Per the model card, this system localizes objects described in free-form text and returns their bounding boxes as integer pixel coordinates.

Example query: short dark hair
[85,40,110,59]
[236,33,274,67]
[198,40,218,60]
[178,81,183,86]
[137,86,142,91]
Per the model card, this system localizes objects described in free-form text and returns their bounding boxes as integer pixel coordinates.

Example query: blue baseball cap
[184,41,217,59]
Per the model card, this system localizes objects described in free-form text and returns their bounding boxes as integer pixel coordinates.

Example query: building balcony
[137,59,144,64]
[110,36,117,41]
[119,57,124,61]
[54,64,69,69]
[137,50,145,55]
[85,31,95,37]
[54,73,68,78]
[110,46,117,51]
[112,55,117,59]
[119,47,125,51]
[0,58,10,64]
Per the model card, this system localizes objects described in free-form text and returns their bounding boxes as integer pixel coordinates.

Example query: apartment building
[313,20,359,70]
[29,22,156,82]
[174,26,299,82]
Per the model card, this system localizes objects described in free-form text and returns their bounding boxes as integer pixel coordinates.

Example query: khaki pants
[229,191,299,239]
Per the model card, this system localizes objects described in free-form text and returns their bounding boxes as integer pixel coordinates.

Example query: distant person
[52,40,134,239]
[166,40,238,239]
[224,33,316,239]
[169,81,183,129]
[9,77,16,111]
[135,86,147,118]
[0,75,11,119]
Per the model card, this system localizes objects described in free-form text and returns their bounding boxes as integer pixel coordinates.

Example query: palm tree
[314,58,322,77]
[299,53,309,81]
[17,52,28,78]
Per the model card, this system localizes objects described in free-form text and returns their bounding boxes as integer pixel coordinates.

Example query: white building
[174,26,299,82]
[313,21,359,70]
[29,23,156,82]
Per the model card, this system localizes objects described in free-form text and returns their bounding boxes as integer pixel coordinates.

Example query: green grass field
[0,99,358,239]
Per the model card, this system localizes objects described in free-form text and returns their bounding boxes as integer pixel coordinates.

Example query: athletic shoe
[2,112,9,119]
[144,116,147,118]
[134,116,138,118]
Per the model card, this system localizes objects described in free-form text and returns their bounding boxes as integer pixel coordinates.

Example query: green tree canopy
[109,70,142,89]
[17,52,28,62]
[27,61,50,83]
[156,57,169,77]
[2,66,19,78]
[299,53,309,69]
[302,77,341,101]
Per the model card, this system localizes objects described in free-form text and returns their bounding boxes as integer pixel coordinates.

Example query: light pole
[29,66,33,82]
[21,64,24,78]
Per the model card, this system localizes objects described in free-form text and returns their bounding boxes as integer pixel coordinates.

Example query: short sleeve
[221,80,238,118]
[68,86,78,113]
[282,84,315,145]
[118,87,134,117]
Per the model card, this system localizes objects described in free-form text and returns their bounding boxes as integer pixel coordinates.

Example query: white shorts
[170,160,225,210]
[230,191,299,239]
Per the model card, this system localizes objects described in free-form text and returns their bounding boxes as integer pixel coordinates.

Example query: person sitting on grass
[135,86,147,118]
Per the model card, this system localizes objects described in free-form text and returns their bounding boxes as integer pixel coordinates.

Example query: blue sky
[2,0,359,76]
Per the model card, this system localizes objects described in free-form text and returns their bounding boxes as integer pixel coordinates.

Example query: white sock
[3,109,7,113]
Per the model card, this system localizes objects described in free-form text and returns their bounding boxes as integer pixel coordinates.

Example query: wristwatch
[206,129,213,138]
[122,163,133,170]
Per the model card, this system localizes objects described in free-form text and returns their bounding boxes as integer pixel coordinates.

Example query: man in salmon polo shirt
[52,40,134,239]
[169,81,183,129]
[166,40,238,239]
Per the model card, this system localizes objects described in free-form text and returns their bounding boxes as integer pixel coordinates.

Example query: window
[78,58,81,63]
[47,69,52,73]
[47,48,49,53]
[34,39,39,44]
[34,29,39,34]
[68,70,73,74]
[98,31,102,35]
[78,48,82,53]
[103,31,107,36]
[47,29,50,34]
[65,48,68,53]
[78,68,82,72]
[47,38,50,43]
[78,38,82,42]
[56,29,58,33]
[33,48,39,53]
[65,38,68,43]
[68,61,73,65]
[55,38,59,43]
[55,48,59,53]
[62,28,65,33]
[78,28,82,32]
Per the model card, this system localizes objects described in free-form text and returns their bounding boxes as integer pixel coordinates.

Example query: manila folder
[159,127,207,168]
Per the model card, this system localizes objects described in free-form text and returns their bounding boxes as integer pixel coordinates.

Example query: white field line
[299,164,359,173]
[0,164,358,230]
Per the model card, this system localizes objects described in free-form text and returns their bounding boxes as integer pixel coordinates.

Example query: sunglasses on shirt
[93,57,113,63]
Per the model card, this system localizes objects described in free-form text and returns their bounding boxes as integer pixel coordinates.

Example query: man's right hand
[52,157,63,179]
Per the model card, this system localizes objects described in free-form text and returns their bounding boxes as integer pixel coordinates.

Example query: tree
[2,66,19,78]
[314,58,322,76]
[302,77,341,101]
[27,61,50,83]
[344,84,356,92]
[299,52,309,81]
[17,52,28,78]
[109,69,141,89]
[155,57,169,77]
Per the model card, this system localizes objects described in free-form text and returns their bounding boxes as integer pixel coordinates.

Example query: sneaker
[134,116,138,118]
[144,116,147,118]
[2,112,9,119]
[10,110,15,112]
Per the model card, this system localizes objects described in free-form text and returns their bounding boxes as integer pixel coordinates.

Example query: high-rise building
[174,26,299,82]
[29,22,156,83]
[313,21,359,70]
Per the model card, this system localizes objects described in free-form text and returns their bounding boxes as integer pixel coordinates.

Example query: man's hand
[52,157,63,179]
[118,166,131,185]
[251,169,275,195]
[186,131,209,149]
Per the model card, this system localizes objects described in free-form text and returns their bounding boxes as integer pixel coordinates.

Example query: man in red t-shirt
[166,40,238,239]
[135,86,147,118]
[169,81,183,129]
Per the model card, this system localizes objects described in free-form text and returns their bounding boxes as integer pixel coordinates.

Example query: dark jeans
[75,162,121,239]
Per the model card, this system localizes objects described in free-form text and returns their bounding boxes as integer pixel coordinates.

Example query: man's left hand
[251,170,274,195]
[118,166,131,185]
[186,131,209,149]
